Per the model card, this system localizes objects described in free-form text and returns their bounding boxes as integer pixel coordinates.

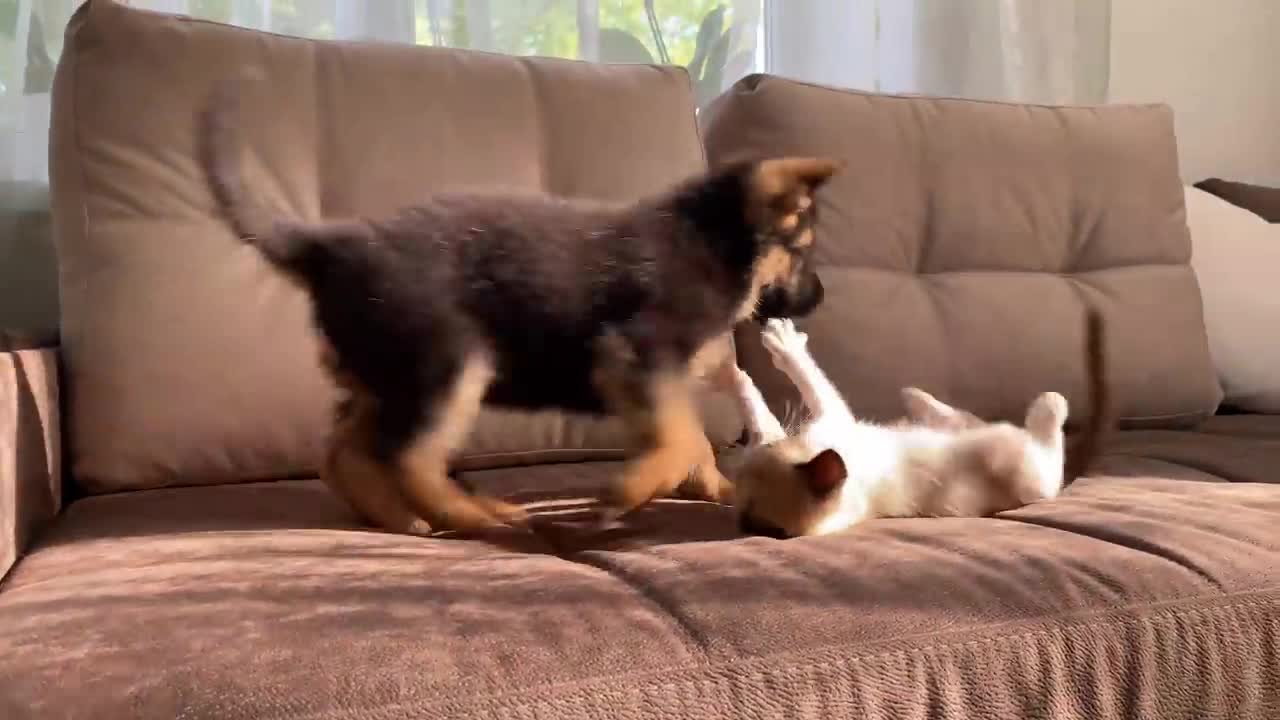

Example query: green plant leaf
[598,27,655,64]
[696,28,733,108]
[687,5,726,82]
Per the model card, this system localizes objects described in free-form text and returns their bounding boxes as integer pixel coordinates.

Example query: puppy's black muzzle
[754,271,825,323]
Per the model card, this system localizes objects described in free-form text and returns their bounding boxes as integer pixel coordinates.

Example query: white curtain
[764,0,1110,104]
[0,0,1110,185]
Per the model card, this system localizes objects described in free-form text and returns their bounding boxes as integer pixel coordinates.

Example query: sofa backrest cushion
[702,74,1222,429]
[52,1,739,493]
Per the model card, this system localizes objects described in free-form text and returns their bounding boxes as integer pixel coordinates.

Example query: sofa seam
[562,550,712,661]
[505,595,1277,718]
[822,262,1197,276]
[1099,449,1272,485]
[993,513,1226,591]
[60,3,90,500]
[471,594,1280,716]
[737,71,1171,113]
[279,589,1279,720]
[0,334,59,353]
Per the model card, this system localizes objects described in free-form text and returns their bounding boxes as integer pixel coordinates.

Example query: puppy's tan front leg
[675,433,735,505]
[325,423,434,536]
[395,352,528,533]
[598,368,718,517]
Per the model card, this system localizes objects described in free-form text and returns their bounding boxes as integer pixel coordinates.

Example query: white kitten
[718,312,1108,538]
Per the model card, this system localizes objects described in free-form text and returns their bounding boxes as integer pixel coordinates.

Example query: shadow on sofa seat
[2,420,1279,719]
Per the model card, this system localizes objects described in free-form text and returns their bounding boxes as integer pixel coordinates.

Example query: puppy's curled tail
[197,71,305,267]
[1063,306,1112,484]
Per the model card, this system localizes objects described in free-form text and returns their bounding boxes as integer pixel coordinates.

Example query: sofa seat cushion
[2,433,1279,719]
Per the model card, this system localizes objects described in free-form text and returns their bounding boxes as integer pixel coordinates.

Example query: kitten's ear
[798,448,847,497]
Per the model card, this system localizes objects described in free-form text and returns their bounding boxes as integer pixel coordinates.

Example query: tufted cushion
[702,74,1223,428]
[51,1,740,493]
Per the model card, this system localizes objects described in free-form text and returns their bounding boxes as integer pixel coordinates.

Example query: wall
[1109,0,1280,185]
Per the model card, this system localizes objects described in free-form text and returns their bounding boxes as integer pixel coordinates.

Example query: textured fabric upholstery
[2,423,1279,718]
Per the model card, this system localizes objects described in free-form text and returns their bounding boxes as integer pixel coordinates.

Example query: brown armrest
[1,345,60,583]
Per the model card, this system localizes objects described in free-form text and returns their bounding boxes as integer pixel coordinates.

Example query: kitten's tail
[197,71,308,268]
[1063,306,1112,484]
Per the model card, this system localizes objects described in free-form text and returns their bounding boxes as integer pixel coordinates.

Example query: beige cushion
[702,74,1223,428]
[1184,186,1280,413]
[51,1,738,493]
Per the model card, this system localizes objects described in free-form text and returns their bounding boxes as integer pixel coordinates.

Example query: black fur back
[304,183,760,420]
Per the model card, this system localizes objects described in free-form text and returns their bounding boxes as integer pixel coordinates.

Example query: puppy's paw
[761,319,807,363]
[471,495,531,527]
[592,506,628,533]
[675,464,736,505]
[431,493,528,534]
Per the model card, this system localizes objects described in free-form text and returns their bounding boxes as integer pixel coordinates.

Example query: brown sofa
[2,2,1278,718]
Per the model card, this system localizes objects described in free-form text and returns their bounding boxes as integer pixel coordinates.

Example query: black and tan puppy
[197,76,839,534]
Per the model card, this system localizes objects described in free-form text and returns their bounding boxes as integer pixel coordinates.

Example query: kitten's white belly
[808,423,955,528]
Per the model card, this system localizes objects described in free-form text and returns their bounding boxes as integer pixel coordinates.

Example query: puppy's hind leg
[320,390,430,535]
[393,351,528,533]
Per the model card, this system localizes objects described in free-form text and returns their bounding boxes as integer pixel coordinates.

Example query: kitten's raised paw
[761,319,808,362]
[1025,391,1069,442]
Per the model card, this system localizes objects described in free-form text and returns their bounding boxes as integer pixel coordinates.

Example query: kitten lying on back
[718,310,1110,538]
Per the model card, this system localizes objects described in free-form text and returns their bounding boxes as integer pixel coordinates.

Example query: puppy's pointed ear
[753,157,842,197]
[798,448,847,497]
[748,156,843,231]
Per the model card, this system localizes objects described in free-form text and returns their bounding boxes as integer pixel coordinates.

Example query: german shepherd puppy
[197,75,840,534]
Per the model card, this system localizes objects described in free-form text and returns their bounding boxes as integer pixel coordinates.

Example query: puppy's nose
[791,273,825,317]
